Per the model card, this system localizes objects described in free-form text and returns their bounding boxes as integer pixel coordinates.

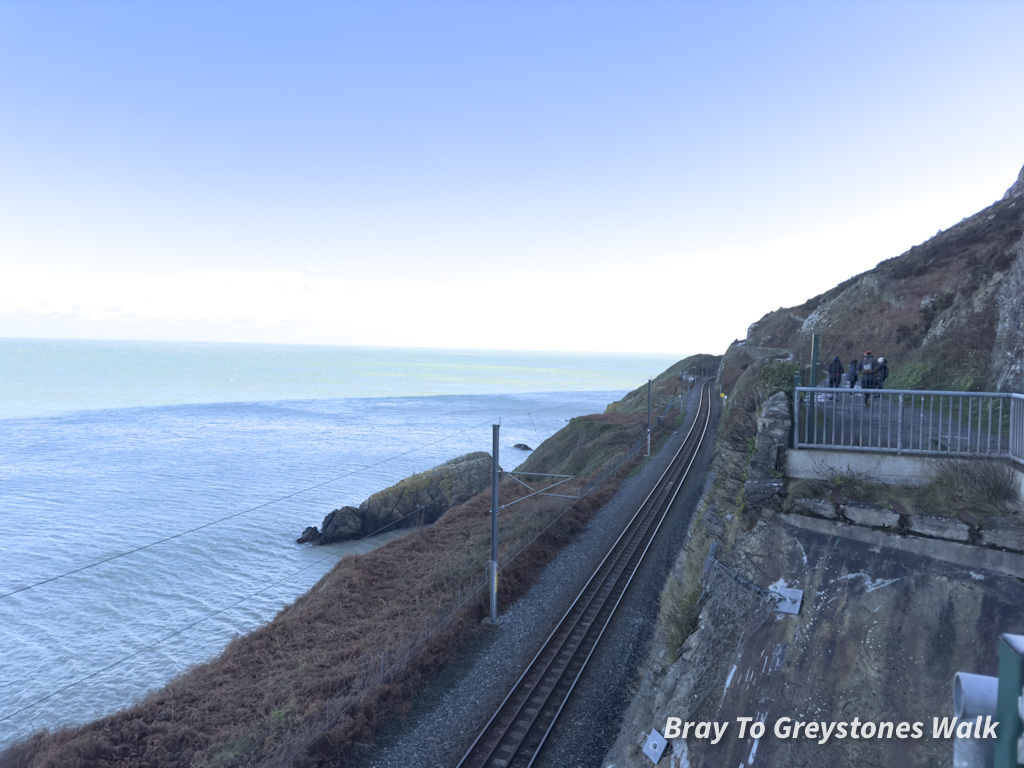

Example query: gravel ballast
[357,386,720,768]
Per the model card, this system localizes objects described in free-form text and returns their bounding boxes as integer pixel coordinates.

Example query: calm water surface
[0,339,682,749]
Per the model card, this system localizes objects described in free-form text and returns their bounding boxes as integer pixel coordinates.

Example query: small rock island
[298,451,493,544]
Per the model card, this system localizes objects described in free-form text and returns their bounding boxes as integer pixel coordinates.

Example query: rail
[794,387,1024,466]
[263,382,705,766]
[456,382,713,768]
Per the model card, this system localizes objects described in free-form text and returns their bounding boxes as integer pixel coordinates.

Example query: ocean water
[0,339,681,750]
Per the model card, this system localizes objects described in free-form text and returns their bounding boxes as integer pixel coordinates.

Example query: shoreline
[1,359,701,767]
[0,388,627,755]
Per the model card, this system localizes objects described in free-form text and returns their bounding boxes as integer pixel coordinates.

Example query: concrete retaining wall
[787,448,940,486]
[741,406,1024,563]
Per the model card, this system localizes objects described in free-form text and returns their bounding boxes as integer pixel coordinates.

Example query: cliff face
[1003,164,1024,200]
[603,163,1024,768]
[300,451,492,544]
[605,374,1024,768]
[744,165,1024,392]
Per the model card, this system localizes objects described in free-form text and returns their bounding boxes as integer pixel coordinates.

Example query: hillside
[740,165,1024,393]
[603,164,1024,767]
[0,359,707,768]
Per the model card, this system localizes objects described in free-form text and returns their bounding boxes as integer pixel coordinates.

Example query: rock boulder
[307,451,493,545]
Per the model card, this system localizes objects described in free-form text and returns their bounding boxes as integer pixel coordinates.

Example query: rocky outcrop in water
[298,451,493,544]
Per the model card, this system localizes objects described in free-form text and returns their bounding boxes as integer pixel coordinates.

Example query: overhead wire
[2,398,591,602]
[0,550,338,723]
[0,398,606,721]
[275,385,701,765]
[1,482,493,723]
[0,407,549,601]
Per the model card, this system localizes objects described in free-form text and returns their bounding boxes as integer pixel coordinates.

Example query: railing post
[1011,395,1021,464]
[793,389,801,447]
[897,393,904,455]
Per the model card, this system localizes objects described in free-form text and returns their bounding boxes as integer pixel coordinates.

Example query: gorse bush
[760,360,800,399]
[885,361,931,391]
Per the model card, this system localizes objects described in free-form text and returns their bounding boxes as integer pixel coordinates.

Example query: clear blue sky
[2,1,1022,354]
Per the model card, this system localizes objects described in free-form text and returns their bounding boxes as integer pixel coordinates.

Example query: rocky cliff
[298,451,492,544]
[602,162,1024,768]
[605,366,1024,767]
[744,164,1024,393]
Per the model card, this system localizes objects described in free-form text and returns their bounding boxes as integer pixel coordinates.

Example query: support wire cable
[0,550,339,724]
[0,416,501,600]
[1,483,489,725]
[273,394,696,766]
[2,397,599,601]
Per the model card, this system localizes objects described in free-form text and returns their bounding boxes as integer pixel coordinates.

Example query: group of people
[826,351,889,406]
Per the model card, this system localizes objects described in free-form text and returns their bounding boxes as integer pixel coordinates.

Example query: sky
[2,1,1022,355]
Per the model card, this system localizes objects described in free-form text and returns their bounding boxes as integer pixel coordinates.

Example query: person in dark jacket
[827,356,844,391]
[858,351,878,405]
[876,357,889,390]
[848,359,859,389]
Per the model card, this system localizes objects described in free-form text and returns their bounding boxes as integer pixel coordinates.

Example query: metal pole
[490,424,499,624]
[809,333,819,439]
[793,388,801,447]
[680,371,685,415]
[810,333,820,387]
[647,379,652,456]
[1011,397,1018,461]
[897,393,904,455]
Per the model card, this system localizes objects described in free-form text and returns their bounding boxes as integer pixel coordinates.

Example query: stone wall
[748,392,1024,557]
[602,385,1024,768]
[742,390,790,515]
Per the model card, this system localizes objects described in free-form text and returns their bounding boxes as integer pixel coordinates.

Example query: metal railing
[794,387,1024,466]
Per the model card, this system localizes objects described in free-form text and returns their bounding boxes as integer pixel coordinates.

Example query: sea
[0,338,682,750]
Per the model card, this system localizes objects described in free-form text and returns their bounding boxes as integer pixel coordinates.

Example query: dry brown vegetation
[742,189,1023,392]
[788,458,1022,517]
[1,382,690,768]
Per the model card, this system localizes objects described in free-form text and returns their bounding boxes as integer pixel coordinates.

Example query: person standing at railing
[848,359,859,389]
[876,357,889,391]
[828,356,844,394]
[859,351,878,405]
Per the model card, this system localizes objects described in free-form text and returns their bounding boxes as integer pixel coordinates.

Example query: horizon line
[0,334,699,359]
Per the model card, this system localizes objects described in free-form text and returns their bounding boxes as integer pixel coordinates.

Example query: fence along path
[794,387,1024,465]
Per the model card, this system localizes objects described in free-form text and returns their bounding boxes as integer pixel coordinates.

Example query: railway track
[456,381,714,768]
